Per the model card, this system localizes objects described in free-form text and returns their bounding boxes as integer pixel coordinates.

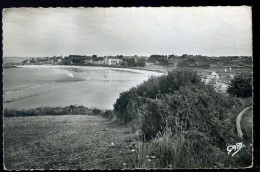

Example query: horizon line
[3,54,252,58]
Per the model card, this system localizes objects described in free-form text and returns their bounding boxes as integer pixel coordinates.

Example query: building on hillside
[111,59,123,65]
[209,72,220,79]
[103,57,123,66]
[52,59,59,64]
[84,58,93,64]
[218,74,234,84]
[201,72,220,85]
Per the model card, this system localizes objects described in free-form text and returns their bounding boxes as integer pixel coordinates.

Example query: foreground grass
[4,115,136,170]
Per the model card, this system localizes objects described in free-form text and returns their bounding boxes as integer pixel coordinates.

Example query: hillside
[176,56,252,68]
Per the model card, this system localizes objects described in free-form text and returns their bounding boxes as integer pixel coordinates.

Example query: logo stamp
[227,142,243,156]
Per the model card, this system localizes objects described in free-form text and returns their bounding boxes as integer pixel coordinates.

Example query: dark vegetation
[123,58,146,67]
[4,105,95,117]
[227,74,253,98]
[101,110,115,119]
[113,69,252,168]
[149,55,169,65]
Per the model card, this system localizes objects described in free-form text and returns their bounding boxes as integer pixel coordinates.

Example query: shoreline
[16,64,167,75]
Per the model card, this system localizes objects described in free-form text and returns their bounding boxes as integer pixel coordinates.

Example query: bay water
[3,66,162,110]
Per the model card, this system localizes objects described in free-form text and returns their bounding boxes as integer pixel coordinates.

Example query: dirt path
[236,106,252,139]
[4,115,135,170]
[239,107,253,141]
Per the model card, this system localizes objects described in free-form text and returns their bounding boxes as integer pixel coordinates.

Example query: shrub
[115,69,252,168]
[101,110,115,119]
[92,108,102,115]
[138,84,241,143]
[113,90,139,124]
[227,74,252,98]
[113,69,202,123]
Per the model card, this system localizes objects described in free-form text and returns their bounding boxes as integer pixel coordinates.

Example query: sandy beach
[17,65,165,75]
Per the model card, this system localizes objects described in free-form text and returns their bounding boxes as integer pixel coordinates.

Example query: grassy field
[3,115,137,170]
[3,112,253,170]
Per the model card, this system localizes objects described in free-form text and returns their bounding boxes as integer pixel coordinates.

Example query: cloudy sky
[3,7,252,57]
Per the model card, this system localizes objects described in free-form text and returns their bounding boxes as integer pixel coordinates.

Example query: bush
[101,110,115,119]
[114,69,252,168]
[138,84,241,142]
[92,108,102,115]
[113,69,202,123]
[227,74,252,98]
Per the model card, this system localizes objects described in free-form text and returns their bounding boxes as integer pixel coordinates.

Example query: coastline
[16,64,167,76]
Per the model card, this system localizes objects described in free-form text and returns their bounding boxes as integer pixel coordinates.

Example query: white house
[210,72,220,79]
[104,57,122,66]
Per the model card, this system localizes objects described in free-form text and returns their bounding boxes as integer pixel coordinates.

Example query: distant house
[218,74,234,84]
[92,57,104,65]
[209,72,220,79]
[110,59,123,65]
[97,59,104,65]
[201,72,220,85]
[52,59,59,64]
[84,58,93,64]
[104,57,123,66]
[104,57,111,65]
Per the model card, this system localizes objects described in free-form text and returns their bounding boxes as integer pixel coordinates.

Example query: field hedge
[4,105,93,117]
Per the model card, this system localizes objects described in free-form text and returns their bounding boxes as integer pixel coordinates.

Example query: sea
[3,65,163,110]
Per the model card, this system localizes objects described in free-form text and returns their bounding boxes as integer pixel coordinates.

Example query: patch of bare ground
[4,115,135,170]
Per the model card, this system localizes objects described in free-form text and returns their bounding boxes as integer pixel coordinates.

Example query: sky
[3,7,252,57]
